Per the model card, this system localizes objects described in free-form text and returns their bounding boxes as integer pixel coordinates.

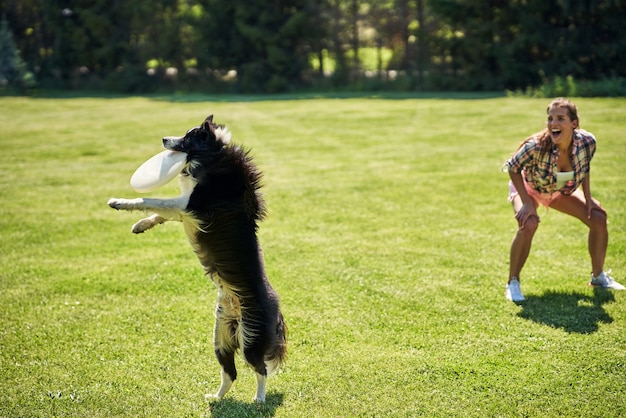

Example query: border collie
[107,115,286,402]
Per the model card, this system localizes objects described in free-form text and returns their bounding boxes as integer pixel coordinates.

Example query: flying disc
[130,150,187,193]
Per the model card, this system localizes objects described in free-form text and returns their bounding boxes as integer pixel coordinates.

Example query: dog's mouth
[163,136,187,153]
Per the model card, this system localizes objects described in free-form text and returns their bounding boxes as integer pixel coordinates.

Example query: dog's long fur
[108,115,286,402]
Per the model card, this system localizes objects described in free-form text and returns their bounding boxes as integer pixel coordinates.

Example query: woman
[502,98,624,302]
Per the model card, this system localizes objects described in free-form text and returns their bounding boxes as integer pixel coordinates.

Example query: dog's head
[162,115,231,156]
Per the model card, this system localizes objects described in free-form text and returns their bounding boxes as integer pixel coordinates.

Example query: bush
[0,17,36,92]
[507,75,626,98]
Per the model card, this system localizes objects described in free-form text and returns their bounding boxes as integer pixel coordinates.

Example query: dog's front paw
[108,198,138,211]
[131,218,152,234]
[107,198,125,210]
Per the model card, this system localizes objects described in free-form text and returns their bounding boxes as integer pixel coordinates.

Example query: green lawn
[1,94,625,417]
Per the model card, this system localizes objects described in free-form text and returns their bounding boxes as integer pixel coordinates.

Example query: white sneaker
[505,278,525,302]
[589,270,626,290]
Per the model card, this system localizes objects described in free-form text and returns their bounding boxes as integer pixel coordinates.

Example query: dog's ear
[202,115,216,134]
[201,114,230,145]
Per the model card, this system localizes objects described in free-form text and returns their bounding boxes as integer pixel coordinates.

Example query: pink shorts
[508,180,562,207]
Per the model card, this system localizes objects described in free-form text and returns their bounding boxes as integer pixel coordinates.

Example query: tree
[428,0,626,90]
[197,0,316,92]
[415,0,426,85]
[2,0,625,92]
[306,0,332,79]
[0,16,35,89]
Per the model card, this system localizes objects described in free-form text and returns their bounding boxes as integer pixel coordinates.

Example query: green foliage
[0,16,35,90]
[507,76,626,98]
[427,0,626,91]
[197,0,314,93]
[1,95,626,416]
[4,0,626,94]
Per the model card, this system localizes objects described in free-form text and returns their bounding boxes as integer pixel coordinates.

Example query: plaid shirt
[503,129,596,195]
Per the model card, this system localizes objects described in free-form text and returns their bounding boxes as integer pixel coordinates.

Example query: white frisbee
[130,150,187,193]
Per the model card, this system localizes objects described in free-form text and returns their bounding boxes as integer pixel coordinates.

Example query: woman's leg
[548,190,608,277]
[509,195,540,282]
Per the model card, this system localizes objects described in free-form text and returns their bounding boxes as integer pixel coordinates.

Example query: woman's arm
[581,172,603,219]
[509,171,538,229]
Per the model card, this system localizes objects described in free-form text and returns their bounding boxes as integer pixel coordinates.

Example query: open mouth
[551,129,562,138]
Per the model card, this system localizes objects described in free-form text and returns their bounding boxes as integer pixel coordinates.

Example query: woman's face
[547,106,578,147]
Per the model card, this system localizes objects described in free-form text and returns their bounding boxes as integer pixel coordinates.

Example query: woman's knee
[523,215,540,233]
[589,208,607,229]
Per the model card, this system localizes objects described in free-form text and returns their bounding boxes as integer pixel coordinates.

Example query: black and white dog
[108,115,286,402]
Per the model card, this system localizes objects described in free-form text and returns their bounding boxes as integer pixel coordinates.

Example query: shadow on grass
[208,392,283,417]
[517,288,615,334]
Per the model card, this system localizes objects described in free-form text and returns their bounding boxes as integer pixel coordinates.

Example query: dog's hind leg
[209,301,240,400]
[242,340,269,402]
[253,373,267,403]
[131,214,167,234]
[212,349,237,399]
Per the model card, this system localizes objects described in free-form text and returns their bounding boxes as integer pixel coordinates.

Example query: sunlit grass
[1,94,625,417]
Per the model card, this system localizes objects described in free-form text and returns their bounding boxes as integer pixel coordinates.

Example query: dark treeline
[2,0,625,93]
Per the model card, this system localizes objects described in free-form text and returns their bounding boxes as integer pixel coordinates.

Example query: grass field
[1,93,625,417]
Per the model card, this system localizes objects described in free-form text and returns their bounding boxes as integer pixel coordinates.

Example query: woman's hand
[580,175,605,219]
[515,202,538,230]
[586,197,606,219]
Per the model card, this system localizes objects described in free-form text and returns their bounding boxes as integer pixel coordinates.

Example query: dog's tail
[265,311,287,376]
